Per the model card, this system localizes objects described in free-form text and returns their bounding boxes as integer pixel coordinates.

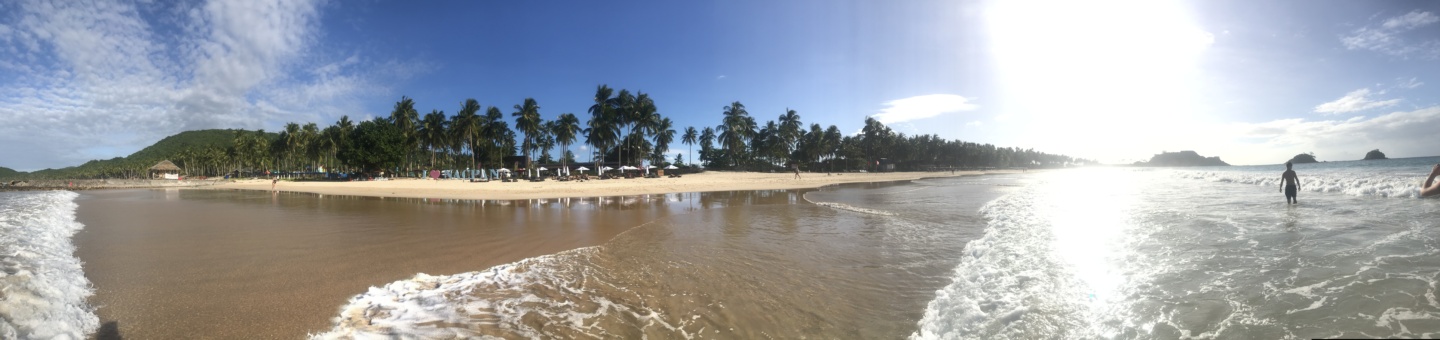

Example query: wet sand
[74,188,729,339]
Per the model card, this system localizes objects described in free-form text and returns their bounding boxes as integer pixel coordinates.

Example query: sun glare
[986,0,1213,160]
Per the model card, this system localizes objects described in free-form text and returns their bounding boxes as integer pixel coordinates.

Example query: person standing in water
[1280,161,1300,204]
[1422,164,1440,198]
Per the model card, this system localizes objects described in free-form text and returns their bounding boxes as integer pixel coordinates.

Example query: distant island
[1134,150,1229,167]
[1363,149,1387,160]
[1289,153,1318,164]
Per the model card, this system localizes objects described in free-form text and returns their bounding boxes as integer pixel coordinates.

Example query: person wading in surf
[1422,164,1440,198]
[1280,161,1300,204]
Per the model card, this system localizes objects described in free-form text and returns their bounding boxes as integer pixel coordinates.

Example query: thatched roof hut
[150,160,182,179]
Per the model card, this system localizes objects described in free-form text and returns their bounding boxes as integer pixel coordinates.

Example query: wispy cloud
[1313,88,1401,115]
[1340,10,1440,59]
[1397,77,1424,89]
[1234,105,1440,161]
[0,0,414,171]
[870,94,978,125]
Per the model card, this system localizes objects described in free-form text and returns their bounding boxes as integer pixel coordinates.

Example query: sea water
[916,157,1440,339]
[317,157,1440,339]
[0,190,97,339]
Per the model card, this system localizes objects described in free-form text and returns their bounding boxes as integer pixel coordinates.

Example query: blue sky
[3,0,1440,171]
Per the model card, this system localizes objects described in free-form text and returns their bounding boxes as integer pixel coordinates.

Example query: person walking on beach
[1280,161,1300,204]
[793,164,801,180]
[1422,164,1440,198]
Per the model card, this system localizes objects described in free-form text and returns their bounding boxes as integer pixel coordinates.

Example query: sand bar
[209,170,1017,200]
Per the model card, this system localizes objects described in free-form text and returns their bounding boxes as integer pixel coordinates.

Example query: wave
[910,192,1091,340]
[1178,169,1425,198]
[0,191,98,339]
[801,193,896,216]
[310,246,696,339]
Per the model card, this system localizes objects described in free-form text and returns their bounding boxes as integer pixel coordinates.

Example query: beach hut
[149,160,182,180]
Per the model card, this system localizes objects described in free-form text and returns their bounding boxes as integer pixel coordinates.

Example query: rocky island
[1134,150,1230,167]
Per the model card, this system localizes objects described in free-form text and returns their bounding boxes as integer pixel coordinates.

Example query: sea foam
[0,191,98,339]
[1178,169,1425,198]
[911,192,1091,340]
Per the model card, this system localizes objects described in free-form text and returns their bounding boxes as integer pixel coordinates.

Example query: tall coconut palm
[779,108,802,161]
[587,85,617,170]
[419,109,448,169]
[651,117,675,165]
[612,89,636,166]
[390,96,420,172]
[553,113,580,173]
[512,98,542,176]
[482,106,512,167]
[453,99,483,169]
[699,126,716,166]
[681,126,697,167]
[718,101,755,167]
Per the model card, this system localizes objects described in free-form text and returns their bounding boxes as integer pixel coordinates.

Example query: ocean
[5,157,1440,338]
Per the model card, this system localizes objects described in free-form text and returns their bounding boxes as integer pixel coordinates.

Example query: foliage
[7,89,1095,180]
[340,119,407,172]
[0,166,20,179]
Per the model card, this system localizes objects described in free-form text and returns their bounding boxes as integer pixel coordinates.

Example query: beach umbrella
[498,168,511,173]
[664,165,678,169]
[602,166,614,171]
[647,165,657,169]
[577,166,590,171]
[538,167,548,171]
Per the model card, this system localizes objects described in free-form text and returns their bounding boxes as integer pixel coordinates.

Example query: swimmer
[1422,164,1440,198]
[1280,161,1300,204]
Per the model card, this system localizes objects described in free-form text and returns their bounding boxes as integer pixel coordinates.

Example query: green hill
[0,166,21,179]
[127,129,250,162]
[14,129,275,179]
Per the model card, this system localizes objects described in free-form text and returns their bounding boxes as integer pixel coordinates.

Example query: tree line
[6,84,1092,180]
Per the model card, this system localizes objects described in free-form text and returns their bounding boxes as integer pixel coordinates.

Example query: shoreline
[203,170,1023,200]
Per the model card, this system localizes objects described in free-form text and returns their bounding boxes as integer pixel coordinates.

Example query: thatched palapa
[150,160,182,179]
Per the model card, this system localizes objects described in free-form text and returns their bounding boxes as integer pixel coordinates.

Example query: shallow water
[314,176,1017,338]
[918,159,1440,339]
[22,160,1440,338]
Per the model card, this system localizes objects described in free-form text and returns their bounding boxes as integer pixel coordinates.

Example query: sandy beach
[210,170,1014,200]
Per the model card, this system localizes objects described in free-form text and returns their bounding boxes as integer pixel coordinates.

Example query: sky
[3,0,1440,171]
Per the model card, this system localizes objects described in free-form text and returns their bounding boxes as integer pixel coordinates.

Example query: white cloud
[1313,88,1401,114]
[1341,10,1440,58]
[1382,10,1439,30]
[1397,77,1424,89]
[870,94,978,125]
[0,0,411,171]
[1229,106,1440,163]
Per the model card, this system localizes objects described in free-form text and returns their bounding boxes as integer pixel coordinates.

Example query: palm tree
[681,126,697,167]
[553,113,580,173]
[390,96,420,172]
[482,106,512,168]
[512,98,542,175]
[651,117,675,165]
[587,85,617,170]
[699,126,716,166]
[419,109,448,169]
[779,108,802,162]
[718,101,755,167]
[453,99,483,169]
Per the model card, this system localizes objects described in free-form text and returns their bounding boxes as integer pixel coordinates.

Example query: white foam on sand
[311,247,693,339]
[910,193,1091,340]
[0,191,98,339]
